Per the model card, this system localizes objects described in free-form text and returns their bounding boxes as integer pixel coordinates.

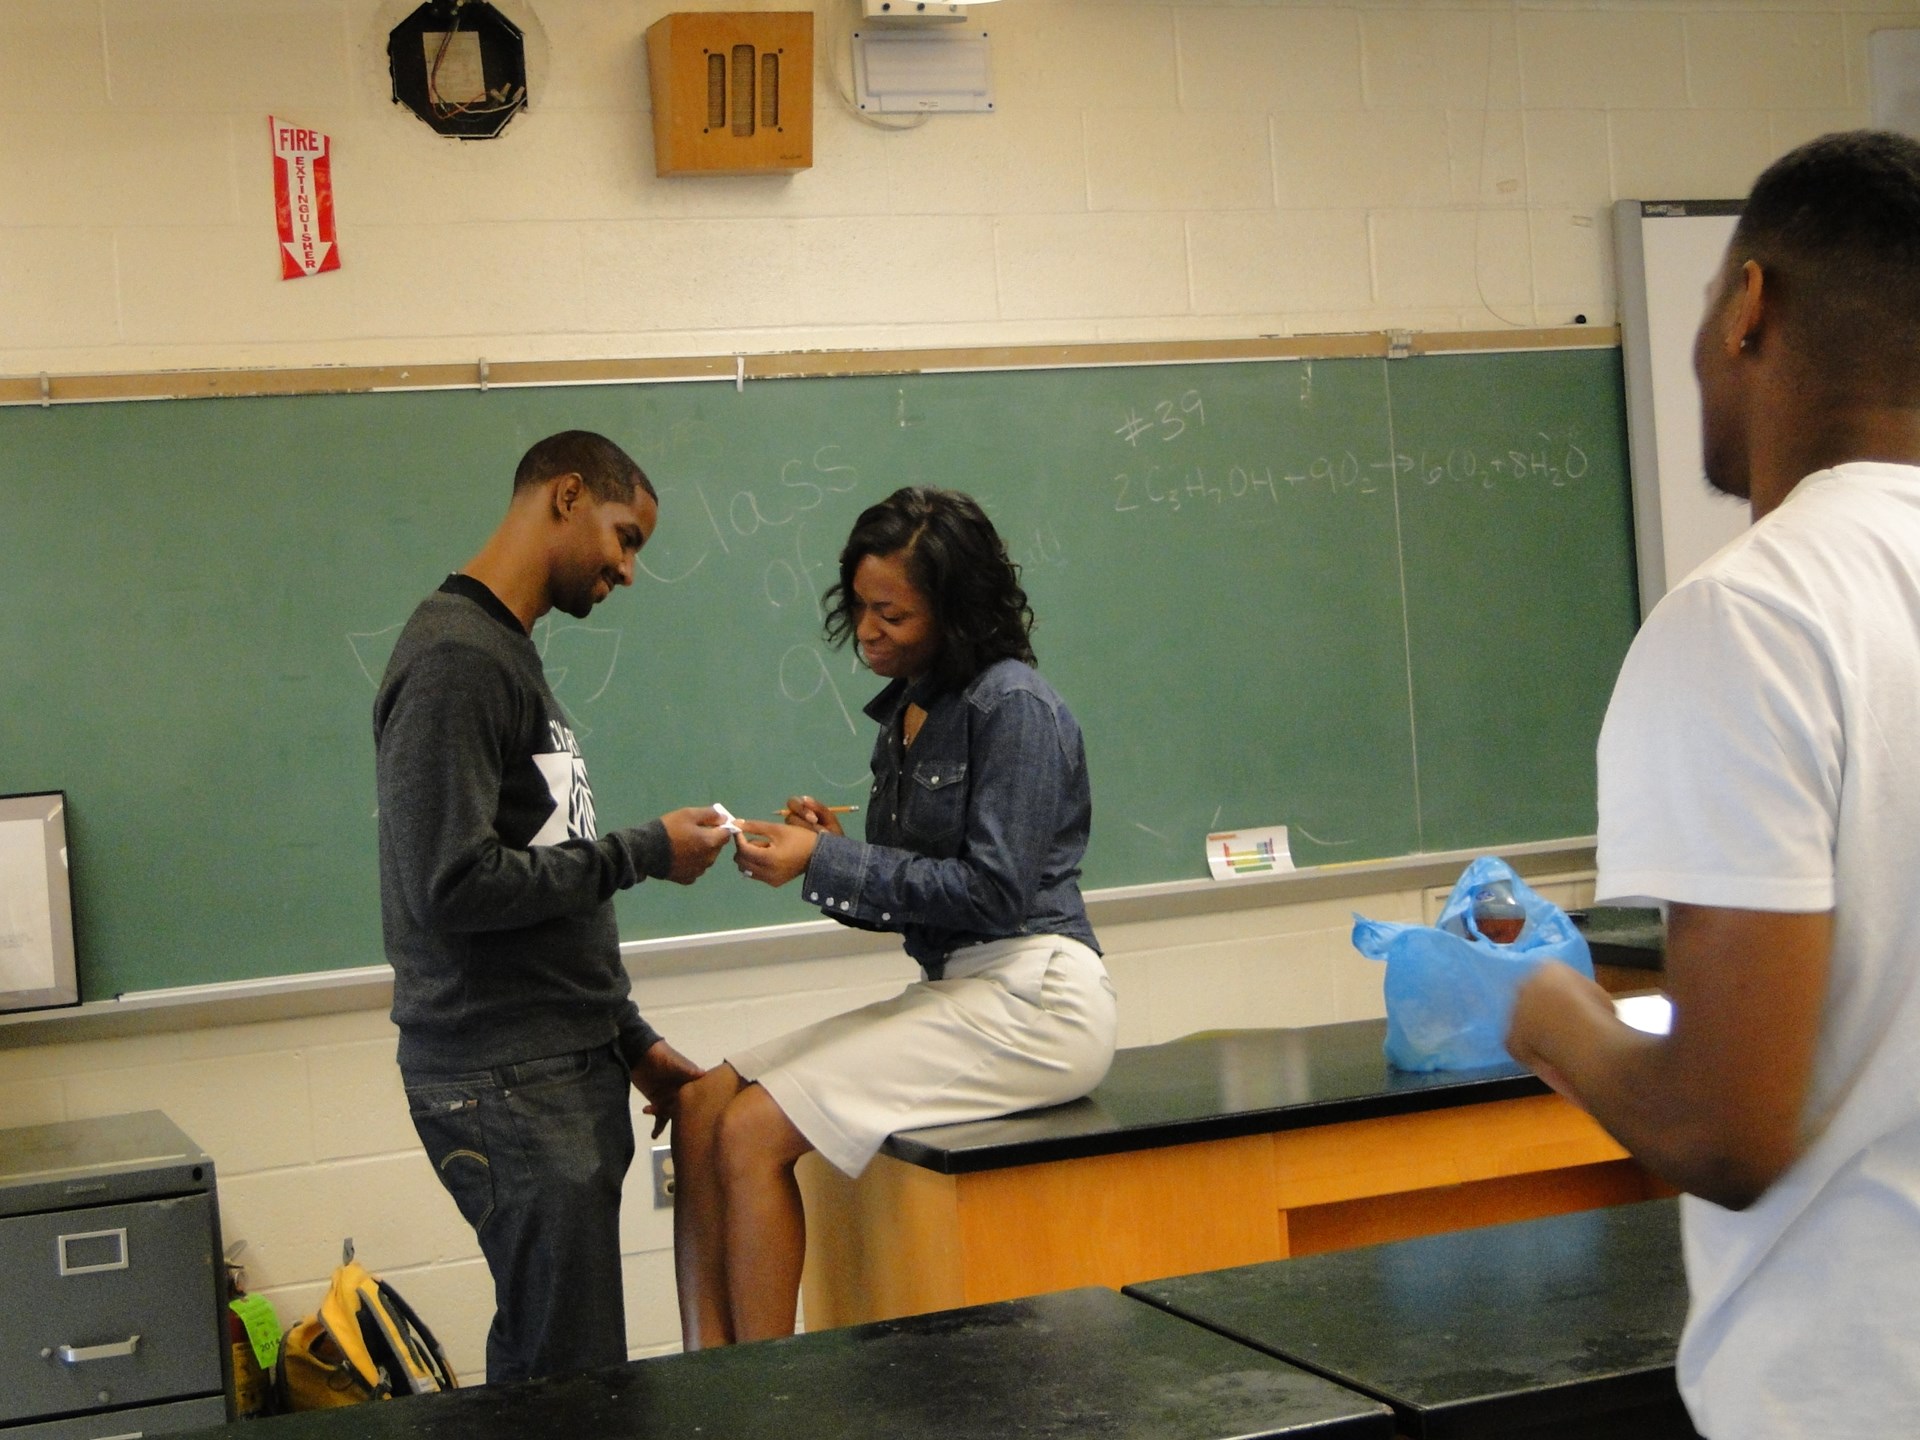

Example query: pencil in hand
[776,804,860,820]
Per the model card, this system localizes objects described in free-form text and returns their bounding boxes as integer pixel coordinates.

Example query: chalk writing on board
[637,481,721,584]
[1113,390,1206,447]
[730,452,854,535]
[1292,823,1354,848]
[779,644,859,736]
[761,524,832,617]
[730,490,793,536]
[1110,426,1596,517]
[348,624,404,687]
[640,449,858,587]
[1280,453,1386,496]
[347,617,621,732]
[1411,433,1591,489]
[1113,463,1293,513]
[535,618,622,710]
[1011,524,1067,571]
[763,556,806,611]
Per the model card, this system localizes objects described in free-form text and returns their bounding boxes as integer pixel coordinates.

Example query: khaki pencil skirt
[727,934,1118,1177]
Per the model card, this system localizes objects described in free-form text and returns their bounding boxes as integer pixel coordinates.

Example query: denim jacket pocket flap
[910,759,968,792]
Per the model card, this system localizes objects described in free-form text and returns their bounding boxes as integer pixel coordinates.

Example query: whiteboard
[1871,28,1920,138]
[1614,200,1750,618]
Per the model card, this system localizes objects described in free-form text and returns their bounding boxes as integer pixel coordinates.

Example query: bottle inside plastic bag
[1471,879,1526,944]
[1351,855,1593,1072]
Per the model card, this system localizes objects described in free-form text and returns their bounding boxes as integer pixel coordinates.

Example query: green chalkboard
[0,348,1639,1000]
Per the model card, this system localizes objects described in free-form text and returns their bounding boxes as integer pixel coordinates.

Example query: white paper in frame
[0,792,79,1012]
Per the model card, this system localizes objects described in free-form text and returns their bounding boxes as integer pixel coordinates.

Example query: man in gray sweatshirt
[374,430,731,1385]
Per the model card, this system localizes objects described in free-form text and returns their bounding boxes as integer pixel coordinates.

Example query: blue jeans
[403,1043,635,1385]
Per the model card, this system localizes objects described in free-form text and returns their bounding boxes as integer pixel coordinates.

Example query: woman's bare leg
[714,1082,815,1343]
[671,1064,744,1350]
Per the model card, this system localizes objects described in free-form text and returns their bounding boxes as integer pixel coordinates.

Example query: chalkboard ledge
[0,328,1621,406]
[0,836,1594,1047]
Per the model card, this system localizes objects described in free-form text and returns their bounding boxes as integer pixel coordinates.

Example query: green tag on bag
[229,1292,282,1370]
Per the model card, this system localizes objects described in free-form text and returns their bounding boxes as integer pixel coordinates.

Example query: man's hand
[733,818,820,887]
[1505,904,1832,1210]
[659,807,733,885]
[1508,960,1617,1107]
[630,1039,705,1138]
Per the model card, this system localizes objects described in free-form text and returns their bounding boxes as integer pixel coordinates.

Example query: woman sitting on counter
[670,485,1118,1348]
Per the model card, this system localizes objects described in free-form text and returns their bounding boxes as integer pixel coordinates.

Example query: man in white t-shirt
[1508,130,1920,1438]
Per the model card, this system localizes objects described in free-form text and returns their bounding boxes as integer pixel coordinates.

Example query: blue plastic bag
[1351,856,1593,1072]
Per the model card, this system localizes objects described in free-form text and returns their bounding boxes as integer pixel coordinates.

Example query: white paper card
[1205,825,1294,881]
[1614,993,1673,1037]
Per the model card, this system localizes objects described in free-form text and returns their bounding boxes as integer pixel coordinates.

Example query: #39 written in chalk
[1206,825,1294,881]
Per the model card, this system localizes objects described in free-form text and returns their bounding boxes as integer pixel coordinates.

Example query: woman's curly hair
[822,487,1036,692]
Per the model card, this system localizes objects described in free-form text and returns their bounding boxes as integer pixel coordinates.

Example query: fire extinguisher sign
[269,116,340,279]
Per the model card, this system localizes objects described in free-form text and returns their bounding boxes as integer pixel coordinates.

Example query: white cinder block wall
[0,0,1902,1381]
[0,0,1900,375]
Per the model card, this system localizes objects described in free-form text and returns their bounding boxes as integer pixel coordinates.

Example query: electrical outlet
[651,1144,676,1209]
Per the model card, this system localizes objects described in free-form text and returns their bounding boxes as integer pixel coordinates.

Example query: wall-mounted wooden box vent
[647,12,813,176]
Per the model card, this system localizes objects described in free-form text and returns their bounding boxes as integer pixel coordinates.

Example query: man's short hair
[1731,130,1920,396]
[513,431,656,504]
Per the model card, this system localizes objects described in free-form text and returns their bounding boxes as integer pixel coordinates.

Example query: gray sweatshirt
[374,576,670,1074]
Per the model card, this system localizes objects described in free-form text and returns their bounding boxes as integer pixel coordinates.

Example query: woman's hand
[734,819,820,887]
[779,794,845,836]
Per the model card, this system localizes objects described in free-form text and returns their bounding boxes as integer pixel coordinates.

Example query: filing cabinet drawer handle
[54,1334,141,1364]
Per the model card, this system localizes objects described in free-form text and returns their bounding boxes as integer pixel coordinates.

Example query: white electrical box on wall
[852,27,994,112]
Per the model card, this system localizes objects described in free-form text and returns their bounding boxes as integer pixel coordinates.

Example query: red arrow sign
[270,116,340,280]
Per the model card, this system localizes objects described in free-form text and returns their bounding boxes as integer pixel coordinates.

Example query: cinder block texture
[0,0,1894,373]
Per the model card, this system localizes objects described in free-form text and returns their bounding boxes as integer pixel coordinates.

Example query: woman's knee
[714,1084,810,1183]
[675,1065,744,1145]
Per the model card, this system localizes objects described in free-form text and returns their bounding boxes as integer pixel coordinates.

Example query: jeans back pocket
[406,1082,497,1232]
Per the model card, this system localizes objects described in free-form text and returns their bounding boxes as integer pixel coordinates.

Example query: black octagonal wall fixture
[389,1,529,139]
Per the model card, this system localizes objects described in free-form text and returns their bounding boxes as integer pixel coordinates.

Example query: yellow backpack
[274,1244,456,1409]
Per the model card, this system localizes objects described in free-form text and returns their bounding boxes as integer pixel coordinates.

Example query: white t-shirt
[1597,461,1920,1439]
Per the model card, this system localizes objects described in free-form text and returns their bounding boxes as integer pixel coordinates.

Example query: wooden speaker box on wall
[646,11,814,176]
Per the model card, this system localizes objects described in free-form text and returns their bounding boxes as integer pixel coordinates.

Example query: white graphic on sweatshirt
[529,720,596,845]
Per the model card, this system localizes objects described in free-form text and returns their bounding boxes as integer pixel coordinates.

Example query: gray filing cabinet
[0,1113,229,1437]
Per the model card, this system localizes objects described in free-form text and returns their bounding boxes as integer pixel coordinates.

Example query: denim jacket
[802,657,1098,978]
